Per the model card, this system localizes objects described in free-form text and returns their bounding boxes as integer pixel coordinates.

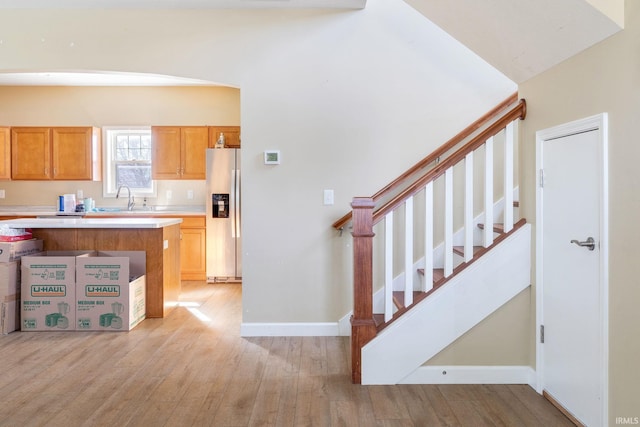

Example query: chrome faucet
[116,184,135,211]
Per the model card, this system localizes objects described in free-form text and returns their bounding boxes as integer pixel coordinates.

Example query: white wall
[0,1,516,327]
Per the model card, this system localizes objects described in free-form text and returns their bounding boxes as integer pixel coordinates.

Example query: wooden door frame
[535,113,609,425]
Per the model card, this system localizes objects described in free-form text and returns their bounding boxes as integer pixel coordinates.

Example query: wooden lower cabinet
[180,216,206,280]
[71,213,206,280]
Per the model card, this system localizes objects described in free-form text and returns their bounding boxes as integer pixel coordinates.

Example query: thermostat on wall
[264,150,281,165]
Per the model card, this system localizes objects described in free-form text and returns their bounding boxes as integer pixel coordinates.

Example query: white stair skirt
[361,224,531,385]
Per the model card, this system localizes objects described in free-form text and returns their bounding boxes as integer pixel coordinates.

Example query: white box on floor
[0,261,20,334]
[21,251,94,331]
[0,239,43,263]
[75,251,146,331]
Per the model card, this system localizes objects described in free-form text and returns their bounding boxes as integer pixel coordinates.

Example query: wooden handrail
[347,97,526,384]
[332,94,524,230]
[372,99,526,225]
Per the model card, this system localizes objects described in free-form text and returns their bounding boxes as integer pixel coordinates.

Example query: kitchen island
[0,217,182,318]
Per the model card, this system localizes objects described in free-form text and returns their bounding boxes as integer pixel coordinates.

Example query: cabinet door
[180,217,206,280]
[181,127,208,179]
[52,127,100,180]
[11,127,51,180]
[152,126,182,179]
[0,127,10,180]
[209,126,241,148]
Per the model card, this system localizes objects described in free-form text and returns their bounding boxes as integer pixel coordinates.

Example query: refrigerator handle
[235,168,241,238]
[231,169,237,238]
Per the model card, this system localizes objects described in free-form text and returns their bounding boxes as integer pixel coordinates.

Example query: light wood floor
[0,281,574,427]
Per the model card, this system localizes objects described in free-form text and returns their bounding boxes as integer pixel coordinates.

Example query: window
[103,127,156,197]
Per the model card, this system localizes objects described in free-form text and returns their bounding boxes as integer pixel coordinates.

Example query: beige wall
[0,0,530,367]
[0,86,239,208]
[519,0,640,421]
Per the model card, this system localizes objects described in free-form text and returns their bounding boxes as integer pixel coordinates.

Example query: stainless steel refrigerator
[206,148,241,282]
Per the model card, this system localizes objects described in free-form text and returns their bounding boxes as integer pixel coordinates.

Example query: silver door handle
[570,237,595,251]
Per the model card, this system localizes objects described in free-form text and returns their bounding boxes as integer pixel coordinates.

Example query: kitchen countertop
[0,217,182,229]
[0,205,205,217]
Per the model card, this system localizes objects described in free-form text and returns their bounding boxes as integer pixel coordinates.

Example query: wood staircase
[333,94,528,384]
[375,217,526,332]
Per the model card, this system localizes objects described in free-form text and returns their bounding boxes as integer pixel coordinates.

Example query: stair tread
[373,313,385,328]
[477,223,505,233]
[392,291,422,309]
[370,218,527,333]
[417,268,445,283]
[453,245,483,257]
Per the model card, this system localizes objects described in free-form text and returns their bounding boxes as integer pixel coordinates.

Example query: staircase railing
[338,96,527,384]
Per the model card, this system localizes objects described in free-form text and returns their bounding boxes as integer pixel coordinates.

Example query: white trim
[101,126,157,198]
[361,225,531,384]
[240,322,340,337]
[483,136,494,247]
[444,167,453,277]
[535,113,609,427]
[338,188,521,333]
[404,196,414,306]
[400,365,536,387]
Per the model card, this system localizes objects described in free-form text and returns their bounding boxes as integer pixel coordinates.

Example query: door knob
[570,237,596,251]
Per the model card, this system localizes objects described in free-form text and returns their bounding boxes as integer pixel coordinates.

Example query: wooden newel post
[350,197,377,384]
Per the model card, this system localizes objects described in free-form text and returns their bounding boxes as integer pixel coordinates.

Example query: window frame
[102,126,157,198]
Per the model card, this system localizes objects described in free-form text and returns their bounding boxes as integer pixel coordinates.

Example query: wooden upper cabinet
[152,126,208,180]
[209,126,241,148]
[181,127,208,179]
[0,127,10,180]
[11,127,52,180]
[52,127,101,181]
[11,127,101,181]
[152,127,182,179]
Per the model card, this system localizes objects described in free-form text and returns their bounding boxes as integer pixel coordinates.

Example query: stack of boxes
[21,251,95,331]
[0,246,146,333]
[75,251,146,331]
[0,239,44,334]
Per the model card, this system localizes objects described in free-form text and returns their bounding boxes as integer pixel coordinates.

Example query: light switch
[0,189,5,199]
[323,189,334,206]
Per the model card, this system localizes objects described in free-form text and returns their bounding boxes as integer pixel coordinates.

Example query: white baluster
[444,168,453,277]
[484,137,494,247]
[404,197,414,307]
[423,182,434,292]
[504,121,515,233]
[464,152,474,263]
[384,212,394,322]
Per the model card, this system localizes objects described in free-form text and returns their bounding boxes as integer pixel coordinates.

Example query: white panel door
[536,115,608,427]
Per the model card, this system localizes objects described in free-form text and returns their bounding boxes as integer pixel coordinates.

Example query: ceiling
[0,0,366,9]
[0,71,220,87]
[404,0,624,83]
[0,0,624,86]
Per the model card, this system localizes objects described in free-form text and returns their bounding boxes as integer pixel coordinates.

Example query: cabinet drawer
[180,216,205,228]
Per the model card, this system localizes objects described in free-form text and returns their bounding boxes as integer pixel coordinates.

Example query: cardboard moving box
[75,251,146,331]
[21,251,94,331]
[0,239,43,263]
[1,261,20,334]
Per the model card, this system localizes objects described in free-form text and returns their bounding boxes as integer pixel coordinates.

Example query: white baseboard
[240,322,340,337]
[400,365,536,387]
